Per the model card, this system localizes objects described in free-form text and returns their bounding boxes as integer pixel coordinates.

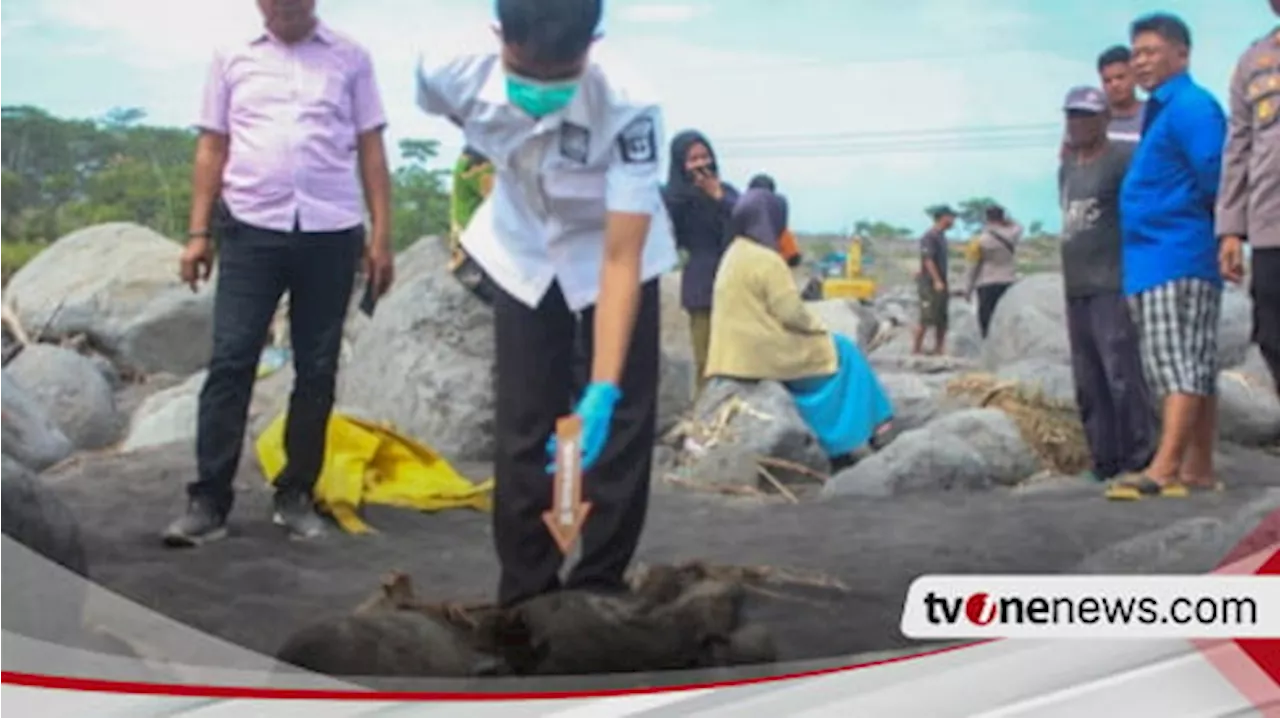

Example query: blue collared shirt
[1119,71,1227,296]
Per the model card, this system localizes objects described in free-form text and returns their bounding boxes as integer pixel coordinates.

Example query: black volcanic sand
[38,441,1280,668]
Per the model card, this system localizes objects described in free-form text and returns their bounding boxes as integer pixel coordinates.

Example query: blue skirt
[785,334,895,458]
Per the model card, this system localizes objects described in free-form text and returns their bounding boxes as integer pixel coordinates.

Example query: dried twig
[756,465,799,504]
[685,395,778,451]
[757,456,830,483]
[978,380,1020,408]
[1,301,30,346]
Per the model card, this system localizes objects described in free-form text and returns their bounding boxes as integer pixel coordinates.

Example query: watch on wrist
[187,230,211,240]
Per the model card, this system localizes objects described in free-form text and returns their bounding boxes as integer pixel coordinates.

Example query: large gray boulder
[1,370,74,471]
[657,271,695,436]
[673,378,829,488]
[822,408,1039,499]
[4,223,215,376]
[1236,345,1277,393]
[945,299,983,360]
[822,430,989,498]
[120,367,295,454]
[8,344,123,450]
[876,372,953,436]
[2,458,91,644]
[926,409,1040,485]
[1216,370,1280,447]
[337,238,496,462]
[1217,286,1255,370]
[805,299,877,349]
[996,359,1078,406]
[983,273,1070,370]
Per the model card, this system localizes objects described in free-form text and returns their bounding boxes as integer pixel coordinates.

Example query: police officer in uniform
[415,0,676,608]
[1218,9,1280,393]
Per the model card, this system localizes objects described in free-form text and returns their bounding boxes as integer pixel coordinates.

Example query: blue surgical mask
[506,74,579,119]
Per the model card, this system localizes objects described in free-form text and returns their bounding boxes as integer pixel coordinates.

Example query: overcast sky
[2,0,1275,234]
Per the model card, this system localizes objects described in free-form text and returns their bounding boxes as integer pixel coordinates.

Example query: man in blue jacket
[1109,13,1227,500]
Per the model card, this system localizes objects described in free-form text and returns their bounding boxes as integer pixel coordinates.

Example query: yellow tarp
[255,411,494,535]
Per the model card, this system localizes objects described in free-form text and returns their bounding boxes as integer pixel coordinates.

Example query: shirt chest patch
[618,116,657,164]
[559,122,591,165]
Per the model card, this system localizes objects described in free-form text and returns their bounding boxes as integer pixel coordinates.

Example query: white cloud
[616,3,708,24]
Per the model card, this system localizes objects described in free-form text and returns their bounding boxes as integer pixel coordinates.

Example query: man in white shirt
[416,0,677,609]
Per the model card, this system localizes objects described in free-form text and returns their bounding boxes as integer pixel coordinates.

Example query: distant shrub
[1,241,45,285]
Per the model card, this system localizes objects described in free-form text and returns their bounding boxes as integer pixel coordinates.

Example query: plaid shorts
[1129,278,1221,397]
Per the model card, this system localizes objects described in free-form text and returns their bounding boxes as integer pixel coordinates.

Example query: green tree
[954,196,1000,235]
[853,219,913,239]
[1,105,453,257]
[390,138,451,251]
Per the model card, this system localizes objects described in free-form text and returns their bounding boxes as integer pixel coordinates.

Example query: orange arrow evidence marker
[542,415,592,554]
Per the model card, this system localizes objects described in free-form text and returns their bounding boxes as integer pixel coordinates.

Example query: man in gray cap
[1057,85,1157,483]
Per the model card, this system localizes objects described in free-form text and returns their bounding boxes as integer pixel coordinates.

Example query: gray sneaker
[272,492,327,540]
[162,499,228,548]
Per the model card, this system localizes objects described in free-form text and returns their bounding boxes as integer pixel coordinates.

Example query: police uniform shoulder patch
[617,115,657,164]
[559,122,591,165]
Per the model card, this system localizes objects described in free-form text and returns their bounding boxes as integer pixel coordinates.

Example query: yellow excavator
[813,236,877,301]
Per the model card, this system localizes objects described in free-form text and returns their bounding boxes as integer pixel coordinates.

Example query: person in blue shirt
[1108,13,1228,501]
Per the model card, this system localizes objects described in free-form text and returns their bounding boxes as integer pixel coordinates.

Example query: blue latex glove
[545,382,623,475]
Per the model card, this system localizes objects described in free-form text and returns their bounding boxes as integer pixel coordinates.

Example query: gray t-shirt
[1107,101,1146,146]
[1058,142,1134,297]
[919,228,948,287]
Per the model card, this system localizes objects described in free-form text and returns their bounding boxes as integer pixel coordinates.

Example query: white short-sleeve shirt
[415,49,678,312]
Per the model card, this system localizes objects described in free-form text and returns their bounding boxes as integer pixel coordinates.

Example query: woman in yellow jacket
[706,189,895,465]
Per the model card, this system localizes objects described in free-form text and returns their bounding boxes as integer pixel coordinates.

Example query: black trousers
[189,216,363,518]
[1065,292,1157,478]
[976,282,1011,338]
[1253,248,1280,391]
[491,279,660,608]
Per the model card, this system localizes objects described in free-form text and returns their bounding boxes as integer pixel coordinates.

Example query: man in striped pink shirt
[163,0,394,546]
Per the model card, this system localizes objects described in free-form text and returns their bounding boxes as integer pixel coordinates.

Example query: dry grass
[944,372,1091,476]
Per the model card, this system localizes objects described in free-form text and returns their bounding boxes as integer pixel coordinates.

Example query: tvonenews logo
[900,575,1280,639]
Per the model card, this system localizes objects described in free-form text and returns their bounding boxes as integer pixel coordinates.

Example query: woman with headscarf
[748,173,802,267]
[663,130,740,392]
[964,204,1023,338]
[706,189,895,466]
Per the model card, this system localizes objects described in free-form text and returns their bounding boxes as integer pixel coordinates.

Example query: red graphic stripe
[1235,549,1280,687]
[1197,520,1280,716]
